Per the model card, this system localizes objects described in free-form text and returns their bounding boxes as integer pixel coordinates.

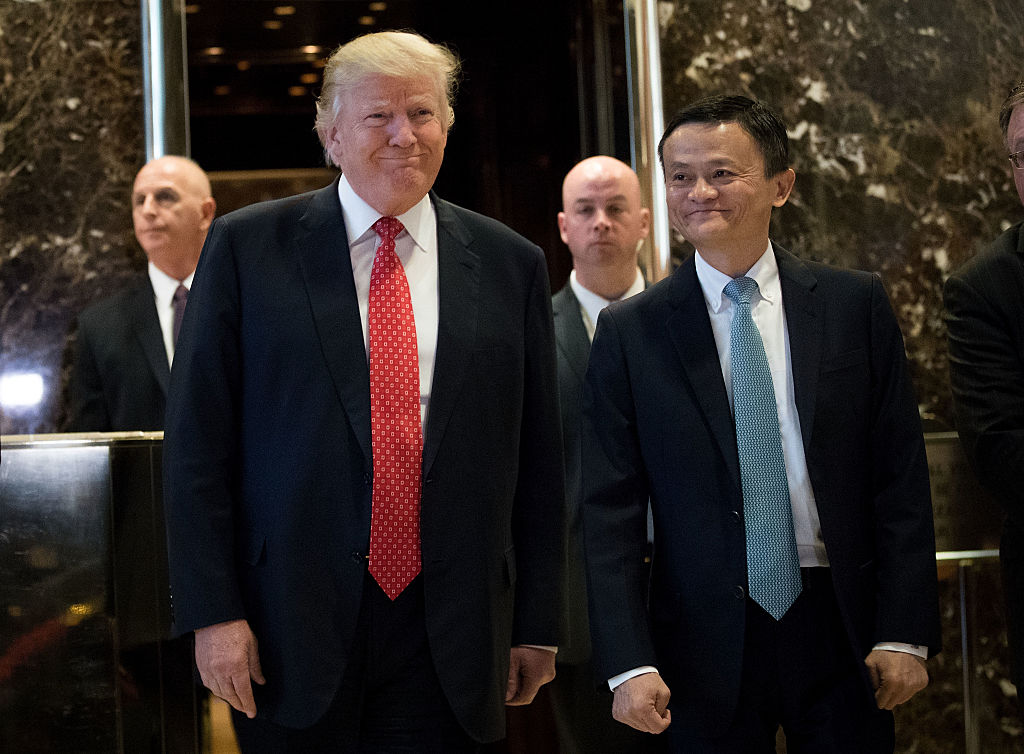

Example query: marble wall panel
[657,0,1024,429]
[0,0,145,435]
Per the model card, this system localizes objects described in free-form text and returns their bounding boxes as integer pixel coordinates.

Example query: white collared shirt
[569,267,645,342]
[148,262,194,366]
[693,244,827,568]
[338,175,440,428]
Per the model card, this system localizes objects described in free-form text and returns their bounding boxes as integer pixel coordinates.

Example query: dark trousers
[231,574,478,753]
[668,568,894,754]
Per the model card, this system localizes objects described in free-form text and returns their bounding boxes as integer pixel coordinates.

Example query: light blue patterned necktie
[724,276,802,620]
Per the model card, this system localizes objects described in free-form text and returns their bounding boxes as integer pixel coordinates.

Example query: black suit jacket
[581,247,940,739]
[552,284,595,664]
[944,220,1024,683]
[66,277,170,431]
[163,179,565,743]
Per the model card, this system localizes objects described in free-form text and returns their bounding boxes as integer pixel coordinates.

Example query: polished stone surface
[0,0,145,435]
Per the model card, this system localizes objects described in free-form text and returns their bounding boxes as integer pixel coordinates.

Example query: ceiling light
[214,85,231,96]
[185,4,200,13]
[273,5,296,15]
[202,46,224,56]
[368,2,387,10]
[300,73,318,84]
[358,15,375,26]
[263,19,283,30]
[288,86,307,97]
[237,60,251,71]
[301,45,322,55]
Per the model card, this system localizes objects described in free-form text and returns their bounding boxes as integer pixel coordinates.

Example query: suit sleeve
[163,217,248,634]
[580,308,657,680]
[943,262,1024,512]
[867,274,941,654]
[65,317,112,432]
[510,249,566,646]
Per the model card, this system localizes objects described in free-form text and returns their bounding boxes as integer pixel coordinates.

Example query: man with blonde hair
[163,30,564,752]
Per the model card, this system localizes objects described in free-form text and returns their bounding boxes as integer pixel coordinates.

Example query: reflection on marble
[658,0,1024,428]
[0,0,145,435]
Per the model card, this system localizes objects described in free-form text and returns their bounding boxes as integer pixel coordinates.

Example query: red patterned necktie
[367,216,423,600]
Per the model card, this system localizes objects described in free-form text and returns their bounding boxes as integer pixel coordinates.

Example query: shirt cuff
[872,642,928,659]
[608,666,659,691]
[519,645,558,654]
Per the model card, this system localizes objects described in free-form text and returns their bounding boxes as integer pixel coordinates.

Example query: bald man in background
[548,156,661,752]
[66,155,216,431]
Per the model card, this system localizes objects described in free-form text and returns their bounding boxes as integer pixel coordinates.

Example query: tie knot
[173,284,188,304]
[373,216,404,243]
[724,276,758,306]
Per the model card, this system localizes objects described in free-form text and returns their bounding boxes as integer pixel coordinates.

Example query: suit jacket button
[733,585,745,600]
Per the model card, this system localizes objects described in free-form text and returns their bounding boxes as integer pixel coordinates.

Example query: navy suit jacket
[944,220,1024,685]
[66,277,170,431]
[163,179,565,742]
[581,247,940,738]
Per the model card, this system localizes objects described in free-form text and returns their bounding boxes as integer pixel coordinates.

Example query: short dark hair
[999,80,1024,144]
[658,94,790,178]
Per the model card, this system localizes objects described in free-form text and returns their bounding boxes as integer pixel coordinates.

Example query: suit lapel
[552,285,591,384]
[422,195,480,478]
[295,179,373,463]
[775,246,823,454]
[131,281,171,395]
[666,260,741,486]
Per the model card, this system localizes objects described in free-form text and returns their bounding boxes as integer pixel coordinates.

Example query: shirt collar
[337,174,434,253]
[147,261,193,303]
[694,242,780,313]
[569,267,644,329]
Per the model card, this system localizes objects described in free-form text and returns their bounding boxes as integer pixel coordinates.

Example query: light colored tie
[724,276,801,620]
[172,284,188,346]
[367,217,423,600]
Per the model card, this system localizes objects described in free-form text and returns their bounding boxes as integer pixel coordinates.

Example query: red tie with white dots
[367,216,423,600]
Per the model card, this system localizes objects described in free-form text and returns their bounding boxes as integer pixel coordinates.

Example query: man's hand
[195,618,266,718]
[505,646,556,705]
[612,672,671,734]
[864,649,928,710]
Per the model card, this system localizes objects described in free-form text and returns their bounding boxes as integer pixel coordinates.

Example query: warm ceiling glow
[288,86,307,97]
[202,46,224,56]
[300,72,318,84]
[301,45,322,55]
[263,19,284,30]
[0,373,44,408]
[214,85,231,96]
[357,15,375,26]
[237,60,252,71]
[273,5,296,15]
[368,2,387,10]
[185,4,201,13]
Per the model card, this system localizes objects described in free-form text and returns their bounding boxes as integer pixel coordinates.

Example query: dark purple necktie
[172,284,188,346]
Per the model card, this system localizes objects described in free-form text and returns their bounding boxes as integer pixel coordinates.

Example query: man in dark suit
[546,155,659,752]
[581,95,941,752]
[65,155,215,431]
[162,31,564,752]
[944,79,1024,719]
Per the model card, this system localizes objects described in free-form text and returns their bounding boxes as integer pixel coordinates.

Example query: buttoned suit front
[162,178,565,744]
[581,246,941,746]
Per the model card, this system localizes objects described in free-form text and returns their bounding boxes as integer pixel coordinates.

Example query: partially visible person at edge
[945,78,1024,721]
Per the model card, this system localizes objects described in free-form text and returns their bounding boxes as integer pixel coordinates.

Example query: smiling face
[662,121,795,275]
[132,156,216,280]
[323,73,448,216]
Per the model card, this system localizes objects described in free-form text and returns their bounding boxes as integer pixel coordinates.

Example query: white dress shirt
[569,267,645,342]
[337,175,439,428]
[148,262,195,366]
